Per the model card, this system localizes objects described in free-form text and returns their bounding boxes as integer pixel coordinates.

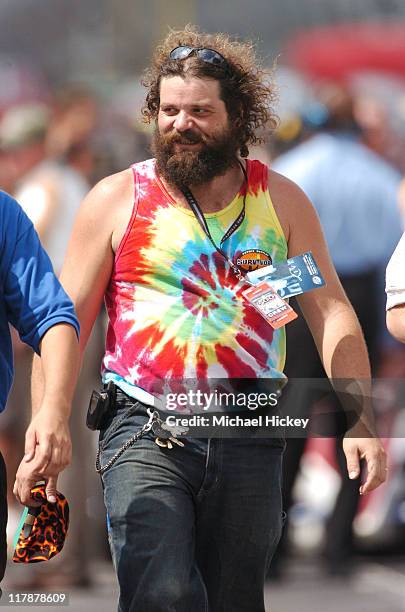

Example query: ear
[240,144,249,158]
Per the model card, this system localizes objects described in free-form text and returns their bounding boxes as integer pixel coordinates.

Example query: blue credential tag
[246,251,326,299]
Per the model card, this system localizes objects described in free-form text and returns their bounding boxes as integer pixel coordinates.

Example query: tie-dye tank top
[102,158,288,405]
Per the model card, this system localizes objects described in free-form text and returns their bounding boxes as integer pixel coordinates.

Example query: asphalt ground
[1,557,405,611]
[266,557,405,612]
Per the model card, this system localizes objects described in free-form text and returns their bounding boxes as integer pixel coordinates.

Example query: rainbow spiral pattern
[102,158,288,398]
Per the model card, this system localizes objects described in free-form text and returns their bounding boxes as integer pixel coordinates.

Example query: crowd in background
[1,58,405,589]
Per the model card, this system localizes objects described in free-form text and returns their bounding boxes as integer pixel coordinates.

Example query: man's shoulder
[0,190,30,232]
[0,192,44,282]
[93,167,134,198]
[267,168,310,206]
[79,168,135,217]
[0,189,19,213]
[69,167,140,247]
[266,168,318,241]
[88,159,156,210]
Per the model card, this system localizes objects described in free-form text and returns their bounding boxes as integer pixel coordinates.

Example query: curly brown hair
[141,25,278,157]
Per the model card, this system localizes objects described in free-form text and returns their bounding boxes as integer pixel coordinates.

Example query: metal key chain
[152,418,186,449]
[95,408,156,475]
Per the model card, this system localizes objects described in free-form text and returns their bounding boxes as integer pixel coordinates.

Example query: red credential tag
[242,281,298,329]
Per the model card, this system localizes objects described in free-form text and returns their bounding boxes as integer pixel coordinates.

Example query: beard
[152,124,240,189]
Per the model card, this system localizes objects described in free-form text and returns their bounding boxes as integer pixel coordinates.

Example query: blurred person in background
[32,25,388,611]
[46,86,98,163]
[0,89,104,588]
[386,233,405,343]
[271,84,401,577]
[0,147,19,195]
[0,103,50,190]
[0,190,79,596]
[13,88,98,263]
[353,82,405,177]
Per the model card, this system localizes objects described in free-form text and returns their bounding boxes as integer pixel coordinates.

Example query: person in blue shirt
[0,190,80,590]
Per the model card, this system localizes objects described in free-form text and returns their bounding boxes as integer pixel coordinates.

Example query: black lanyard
[180,161,249,282]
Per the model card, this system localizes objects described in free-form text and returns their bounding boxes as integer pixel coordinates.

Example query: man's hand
[13,408,71,506]
[23,408,72,473]
[343,436,387,495]
[13,466,59,508]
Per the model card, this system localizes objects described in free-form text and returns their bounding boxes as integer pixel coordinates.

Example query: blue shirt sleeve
[1,192,80,354]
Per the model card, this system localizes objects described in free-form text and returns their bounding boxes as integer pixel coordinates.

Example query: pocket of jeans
[99,401,140,450]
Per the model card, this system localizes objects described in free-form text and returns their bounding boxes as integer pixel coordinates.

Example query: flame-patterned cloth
[13,485,69,563]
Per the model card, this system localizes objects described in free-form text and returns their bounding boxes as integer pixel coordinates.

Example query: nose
[173,110,193,132]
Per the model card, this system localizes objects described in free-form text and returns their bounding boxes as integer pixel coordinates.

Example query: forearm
[319,305,371,379]
[317,305,375,436]
[32,323,80,418]
[15,323,80,505]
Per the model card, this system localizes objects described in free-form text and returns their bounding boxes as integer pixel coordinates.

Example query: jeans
[98,390,284,612]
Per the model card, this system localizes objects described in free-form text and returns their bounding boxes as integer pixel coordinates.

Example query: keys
[152,418,187,449]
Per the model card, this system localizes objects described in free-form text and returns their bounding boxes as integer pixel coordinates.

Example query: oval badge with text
[236,249,272,272]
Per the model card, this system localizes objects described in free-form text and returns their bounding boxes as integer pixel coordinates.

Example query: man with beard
[25,27,386,612]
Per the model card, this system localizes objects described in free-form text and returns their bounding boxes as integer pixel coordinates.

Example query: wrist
[345,421,374,439]
[34,396,71,419]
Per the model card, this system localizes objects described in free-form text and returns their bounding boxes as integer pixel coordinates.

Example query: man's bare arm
[13,323,79,505]
[270,171,387,494]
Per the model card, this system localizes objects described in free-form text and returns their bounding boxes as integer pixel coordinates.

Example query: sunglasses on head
[169,46,230,71]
